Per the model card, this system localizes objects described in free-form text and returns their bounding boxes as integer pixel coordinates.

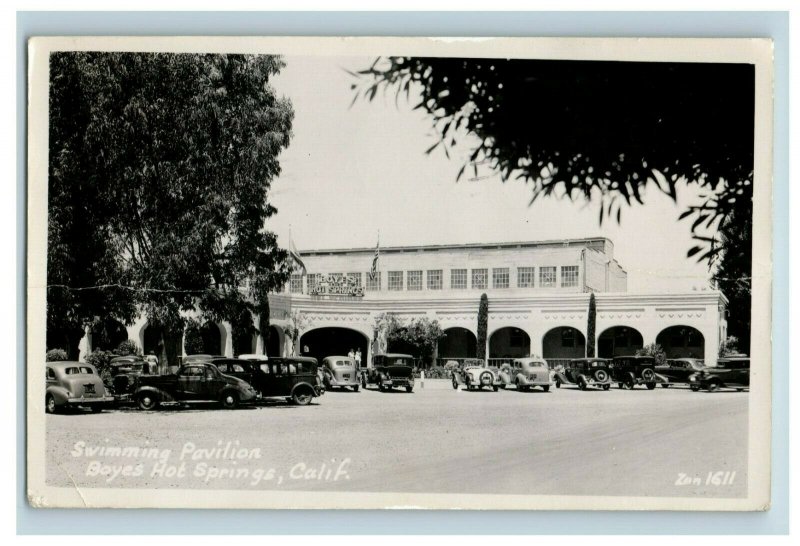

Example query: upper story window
[539,266,557,288]
[517,267,535,288]
[407,270,423,291]
[307,273,322,291]
[427,270,443,290]
[366,271,381,291]
[290,274,303,294]
[388,271,404,291]
[451,269,467,289]
[561,265,579,288]
[347,272,362,287]
[492,267,510,289]
[472,268,488,289]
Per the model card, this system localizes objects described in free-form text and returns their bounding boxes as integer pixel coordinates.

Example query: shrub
[85,349,116,386]
[413,366,450,379]
[719,336,744,357]
[46,348,68,362]
[636,343,667,366]
[115,339,141,356]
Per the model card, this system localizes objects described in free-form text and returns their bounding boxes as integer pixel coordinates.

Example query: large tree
[353,57,754,264]
[48,52,294,365]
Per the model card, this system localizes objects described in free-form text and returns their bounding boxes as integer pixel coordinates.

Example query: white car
[452,359,502,391]
[498,358,552,392]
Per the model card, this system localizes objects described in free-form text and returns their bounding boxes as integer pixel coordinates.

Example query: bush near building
[635,343,667,366]
[46,349,69,362]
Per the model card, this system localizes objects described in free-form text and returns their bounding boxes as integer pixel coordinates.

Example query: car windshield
[388,358,410,366]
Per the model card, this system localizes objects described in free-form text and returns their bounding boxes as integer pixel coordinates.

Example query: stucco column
[221,321,234,357]
[77,324,92,363]
[254,314,265,355]
[702,320,720,368]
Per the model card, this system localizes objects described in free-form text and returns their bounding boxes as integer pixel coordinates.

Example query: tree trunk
[162,329,183,371]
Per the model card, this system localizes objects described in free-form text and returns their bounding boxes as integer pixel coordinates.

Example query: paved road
[45,380,748,498]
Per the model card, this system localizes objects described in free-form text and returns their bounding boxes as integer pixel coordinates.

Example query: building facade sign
[309,274,365,298]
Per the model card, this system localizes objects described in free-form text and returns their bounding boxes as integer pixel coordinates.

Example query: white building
[81,237,727,368]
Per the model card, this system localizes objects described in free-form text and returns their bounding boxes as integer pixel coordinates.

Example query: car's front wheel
[707,380,721,392]
[602,384,611,391]
[220,392,239,409]
[452,377,458,390]
[292,388,314,406]
[46,394,57,414]
[542,385,550,393]
[578,378,587,391]
[690,384,701,392]
[555,378,561,388]
[137,393,159,411]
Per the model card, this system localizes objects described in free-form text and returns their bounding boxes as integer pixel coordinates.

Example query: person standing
[355,348,362,370]
[348,348,355,361]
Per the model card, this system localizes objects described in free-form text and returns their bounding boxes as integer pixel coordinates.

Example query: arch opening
[542,326,586,360]
[299,327,369,366]
[489,327,531,359]
[656,325,705,359]
[266,325,281,357]
[438,327,477,359]
[91,318,129,351]
[597,326,644,358]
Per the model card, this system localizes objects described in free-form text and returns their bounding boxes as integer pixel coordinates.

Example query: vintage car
[452,358,502,391]
[553,358,612,390]
[108,355,155,400]
[655,358,705,388]
[320,356,360,391]
[610,355,658,389]
[134,361,259,410]
[362,353,415,392]
[498,358,552,391]
[46,361,115,413]
[212,357,324,405]
[688,356,750,392]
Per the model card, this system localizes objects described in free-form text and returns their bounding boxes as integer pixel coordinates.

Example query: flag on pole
[369,233,380,280]
[289,236,307,275]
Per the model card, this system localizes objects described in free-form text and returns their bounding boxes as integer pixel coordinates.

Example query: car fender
[46,385,70,406]
[291,381,317,397]
[135,385,174,403]
[515,372,528,385]
[655,372,670,383]
[553,371,569,383]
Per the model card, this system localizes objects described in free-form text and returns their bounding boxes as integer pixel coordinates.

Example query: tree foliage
[476,293,489,359]
[114,339,142,357]
[49,52,294,365]
[636,343,667,366]
[711,197,752,354]
[587,292,597,358]
[373,313,444,364]
[353,57,754,264]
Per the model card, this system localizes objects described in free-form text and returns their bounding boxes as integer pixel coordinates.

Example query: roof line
[298,237,612,255]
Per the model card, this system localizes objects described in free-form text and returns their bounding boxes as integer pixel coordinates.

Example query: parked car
[498,358,552,391]
[238,354,268,361]
[610,355,658,389]
[212,357,324,405]
[688,356,750,392]
[320,356,360,391]
[108,355,154,400]
[655,358,705,388]
[452,358,502,391]
[134,361,259,410]
[46,361,114,413]
[552,358,612,390]
[362,353,415,392]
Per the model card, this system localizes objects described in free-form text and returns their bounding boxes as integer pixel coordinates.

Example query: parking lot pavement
[45,381,748,499]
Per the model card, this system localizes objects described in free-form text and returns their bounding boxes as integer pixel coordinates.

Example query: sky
[266,55,717,293]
